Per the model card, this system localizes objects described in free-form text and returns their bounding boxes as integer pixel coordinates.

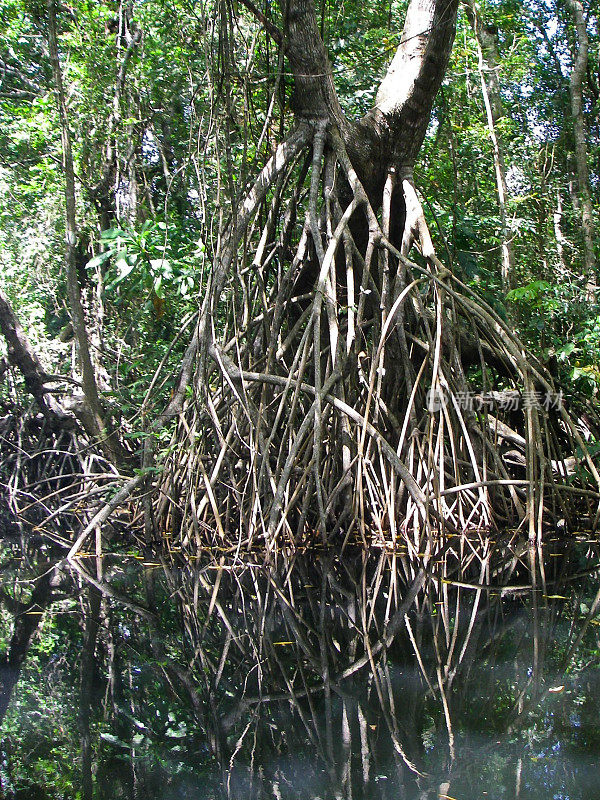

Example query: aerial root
[154,122,600,554]
[8,124,597,561]
[0,401,129,549]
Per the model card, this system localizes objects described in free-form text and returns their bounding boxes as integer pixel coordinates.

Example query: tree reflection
[2,535,600,799]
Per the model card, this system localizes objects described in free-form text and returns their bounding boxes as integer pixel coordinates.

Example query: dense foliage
[1,0,600,411]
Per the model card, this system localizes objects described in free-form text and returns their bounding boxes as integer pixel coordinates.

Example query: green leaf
[100,733,129,749]
[100,228,125,241]
[150,258,171,273]
[86,251,113,270]
[115,257,136,280]
[557,342,577,361]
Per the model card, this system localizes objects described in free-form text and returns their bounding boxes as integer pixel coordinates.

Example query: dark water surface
[2,536,600,799]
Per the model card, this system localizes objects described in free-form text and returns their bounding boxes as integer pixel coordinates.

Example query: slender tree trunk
[553,189,569,280]
[465,0,514,295]
[47,0,129,467]
[567,0,597,296]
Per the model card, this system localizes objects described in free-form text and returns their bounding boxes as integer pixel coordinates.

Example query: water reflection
[2,536,600,798]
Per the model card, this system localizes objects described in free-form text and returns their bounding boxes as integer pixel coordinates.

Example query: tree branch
[238,0,283,45]
[373,0,459,168]
[0,286,69,426]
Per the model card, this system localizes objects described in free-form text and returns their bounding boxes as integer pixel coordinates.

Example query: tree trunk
[553,189,569,280]
[78,586,102,800]
[153,0,599,551]
[465,0,515,295]
[47,0,129,468]
[567,0,597,296]
[283,0,459,248]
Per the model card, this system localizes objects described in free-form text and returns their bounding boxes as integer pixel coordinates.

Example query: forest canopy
[2,0,600,550]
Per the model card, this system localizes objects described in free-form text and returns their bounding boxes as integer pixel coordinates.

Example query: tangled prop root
[156,121,600,552]
[0,400,124,547]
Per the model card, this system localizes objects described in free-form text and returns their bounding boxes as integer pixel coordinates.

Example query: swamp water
[1,537,600,799]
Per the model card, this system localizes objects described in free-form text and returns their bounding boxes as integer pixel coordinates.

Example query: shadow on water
[2,534,600,798]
